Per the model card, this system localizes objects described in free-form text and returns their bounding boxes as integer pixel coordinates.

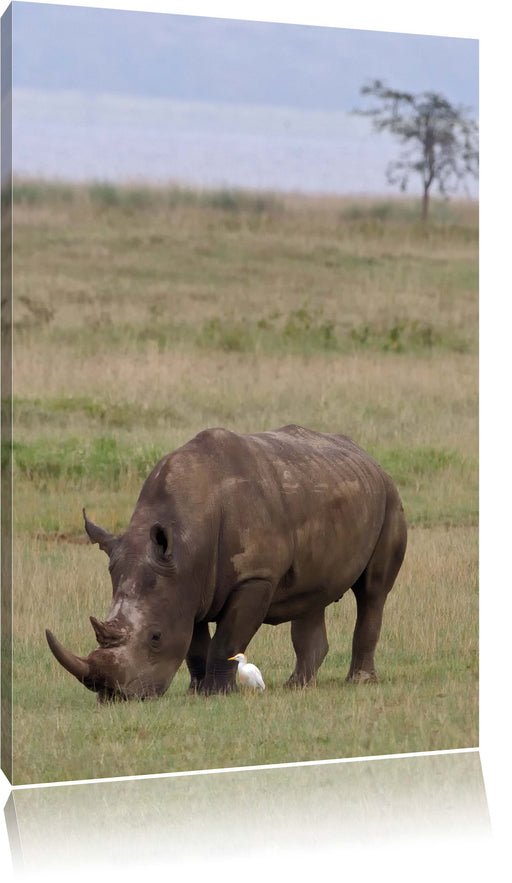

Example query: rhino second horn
[89,616,126,647]
[82,508,118,556]
[45,629,91,683]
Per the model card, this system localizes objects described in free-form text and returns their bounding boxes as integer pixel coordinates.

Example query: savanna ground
[7,181,478,784]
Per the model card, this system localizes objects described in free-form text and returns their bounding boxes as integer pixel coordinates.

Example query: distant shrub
[13,181,75,205]
[198,317,253,352]
[196,306,340,356]
[89,182,122,207]
[200,188,282,215]
[122,188,154,210]
[349,318,441,352]
[282,307,337,351]
[205,190,241,212]
[12,436,164,490]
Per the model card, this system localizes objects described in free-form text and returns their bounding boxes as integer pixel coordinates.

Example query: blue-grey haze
[10,3,478,195]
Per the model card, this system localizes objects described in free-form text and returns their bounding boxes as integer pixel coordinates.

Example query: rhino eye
[150,631,162,646]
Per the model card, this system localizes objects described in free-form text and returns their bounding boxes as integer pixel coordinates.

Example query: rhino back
[236,426,388,594]
[131,426,396,619]
[132,425,396,621]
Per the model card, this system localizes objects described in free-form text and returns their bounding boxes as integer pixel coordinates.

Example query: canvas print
[1,1,478,787]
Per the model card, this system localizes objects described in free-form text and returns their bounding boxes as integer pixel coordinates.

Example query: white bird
[228,652,266,691]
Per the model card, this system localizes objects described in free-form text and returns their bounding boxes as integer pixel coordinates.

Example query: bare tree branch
[353,80,479,220]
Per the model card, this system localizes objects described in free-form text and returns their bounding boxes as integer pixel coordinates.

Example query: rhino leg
[347,491,407,683]
[286,608,329,687]
[346,583,386,683]
[199,579,274,695]
[186,620,211,693]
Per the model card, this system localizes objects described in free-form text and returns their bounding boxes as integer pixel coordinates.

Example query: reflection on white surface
[4,751,491,881]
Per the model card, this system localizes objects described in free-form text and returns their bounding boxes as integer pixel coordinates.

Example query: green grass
[8,435,477,531]
[8,181,478,784]
[12,525,478,784]
[10,436,162,489]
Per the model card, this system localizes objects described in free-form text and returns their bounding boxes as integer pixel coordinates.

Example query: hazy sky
[12,1,478,114]
[7,2,480,195]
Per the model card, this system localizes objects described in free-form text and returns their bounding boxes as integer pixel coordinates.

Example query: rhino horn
[45,629,91,683]
[83,508,118,556]
[89,616,127,647]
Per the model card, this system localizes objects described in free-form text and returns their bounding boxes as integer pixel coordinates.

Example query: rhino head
[46,510,196,702]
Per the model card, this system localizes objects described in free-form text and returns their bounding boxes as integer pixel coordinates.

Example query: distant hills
[12,4,478,114]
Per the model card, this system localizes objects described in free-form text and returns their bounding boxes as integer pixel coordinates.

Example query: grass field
[8,181,478,784]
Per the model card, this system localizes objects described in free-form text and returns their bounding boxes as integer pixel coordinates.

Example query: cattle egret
[228,653,266,691]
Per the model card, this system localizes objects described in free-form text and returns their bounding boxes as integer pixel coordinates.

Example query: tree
[354,80,479,221]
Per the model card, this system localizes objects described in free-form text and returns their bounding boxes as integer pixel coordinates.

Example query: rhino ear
[149,522,173,560]
[83,508,118,556]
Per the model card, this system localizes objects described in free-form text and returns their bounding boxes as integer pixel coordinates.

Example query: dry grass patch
[14,347,476,452]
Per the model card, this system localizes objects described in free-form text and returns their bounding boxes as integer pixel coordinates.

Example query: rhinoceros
[46,425,407,701]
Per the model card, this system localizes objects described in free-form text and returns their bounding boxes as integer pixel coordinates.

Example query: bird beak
[227,655,237,661]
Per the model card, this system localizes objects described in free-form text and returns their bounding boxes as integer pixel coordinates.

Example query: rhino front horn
[45,629,91,683]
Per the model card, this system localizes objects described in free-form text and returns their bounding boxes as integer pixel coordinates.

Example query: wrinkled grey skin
[46,425,407,701]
